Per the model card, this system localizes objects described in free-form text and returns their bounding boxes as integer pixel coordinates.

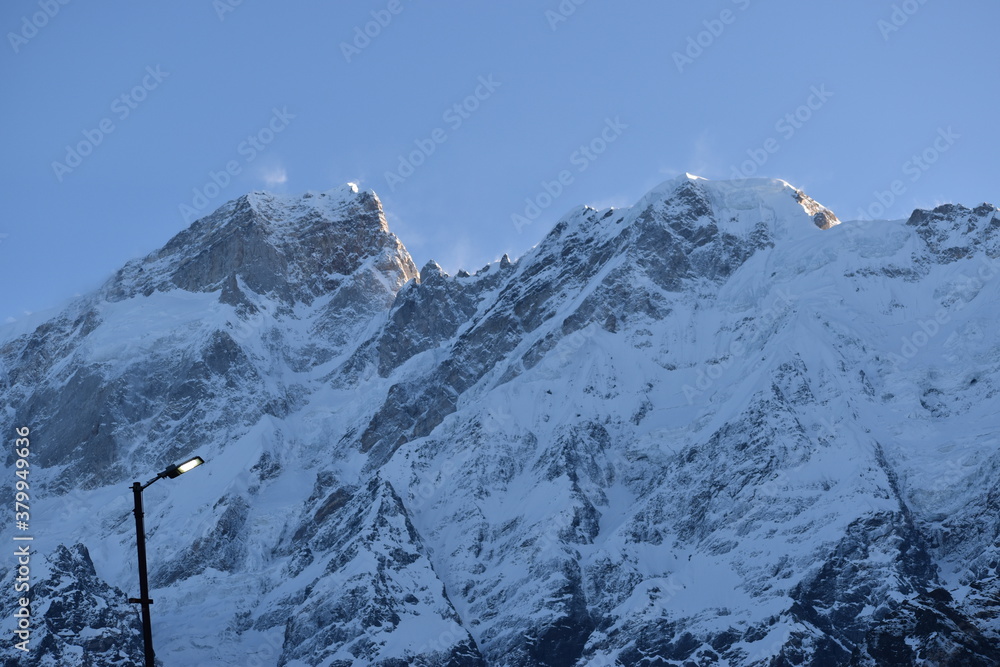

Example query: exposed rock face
[105,185,416,304]
[0,184,418,490]
[374,259,506,379]
[906,202,1000,261]
[0,544,143,667]
[276,476,487,666]
[2,175,999,666]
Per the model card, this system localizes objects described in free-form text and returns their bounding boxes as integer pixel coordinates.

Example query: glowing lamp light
[160,456,205,479]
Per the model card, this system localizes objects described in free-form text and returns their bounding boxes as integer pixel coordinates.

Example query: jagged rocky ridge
[1,175,999,666]
[0,545,143,667]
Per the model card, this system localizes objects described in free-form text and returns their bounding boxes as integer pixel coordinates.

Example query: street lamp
[129,456,205,667]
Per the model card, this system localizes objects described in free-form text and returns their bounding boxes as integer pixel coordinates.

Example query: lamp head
[159,456,204,480]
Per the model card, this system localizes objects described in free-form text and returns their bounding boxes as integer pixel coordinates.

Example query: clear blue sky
[2,0,998,323]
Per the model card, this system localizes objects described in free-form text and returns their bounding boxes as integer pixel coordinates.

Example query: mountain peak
[527,174,841,284]
[419,259,446,282]
[242,182,389,234]
[103,183,415,304]
[634,174,840,232]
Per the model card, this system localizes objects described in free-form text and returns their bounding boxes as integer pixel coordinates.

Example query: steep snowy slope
[1,175,998,666]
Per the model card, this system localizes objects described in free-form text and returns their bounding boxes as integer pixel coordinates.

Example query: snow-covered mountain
[2,175,999,666]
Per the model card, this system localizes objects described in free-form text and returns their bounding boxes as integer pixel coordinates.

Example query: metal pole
[131,481,155,667]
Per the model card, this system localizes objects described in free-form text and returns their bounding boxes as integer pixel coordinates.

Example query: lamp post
[129,456,205,667]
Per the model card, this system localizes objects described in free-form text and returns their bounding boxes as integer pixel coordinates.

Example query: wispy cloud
[688,129,718,178]
[261,165,288,187]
